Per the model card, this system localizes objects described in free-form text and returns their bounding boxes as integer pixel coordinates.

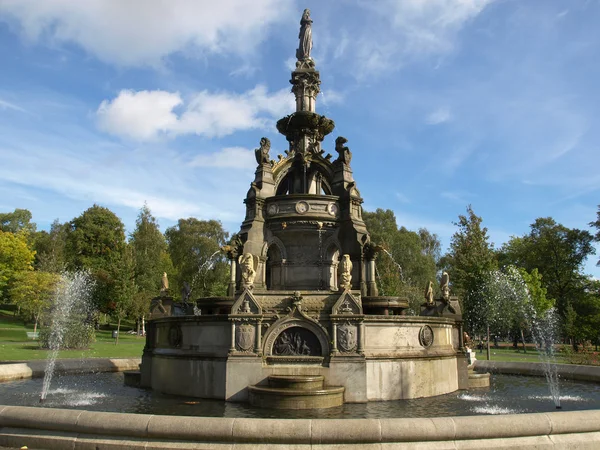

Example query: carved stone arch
[273,163,294,195]
[261,235,287,260]
[262,236,287,290]
[322,233,341,291]
[308,158,335,184]
[263,314,330,359]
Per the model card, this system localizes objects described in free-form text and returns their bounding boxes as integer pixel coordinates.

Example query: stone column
[228,257,236,297]
[331,322,338,355]
[359,253,367,296]
[229,322,236,353]
[254,320,262,355]
[357,322,365,354]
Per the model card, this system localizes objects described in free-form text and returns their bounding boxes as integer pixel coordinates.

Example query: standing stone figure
[238,253,258,289]
[254,137,271,164]
[339,254,353,290]
[440,271,450,301]
[424,281,434,306]
[160,272,169,295]
[296,9,313,61]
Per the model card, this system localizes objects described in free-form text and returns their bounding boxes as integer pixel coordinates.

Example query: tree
[590,205,600,265]
[33,219,68,273]
[0,208,36,234]
[111,244,136,344]
[165,218,229,298]
[65,205,128,312]
[442,206,497,296]
[9,271,60,333]
[441,205,497,334]
[518,268,554,317]
[499,217,595,318]
[363,209,439,313]
[0,230,35,300]
[129,205,173,332]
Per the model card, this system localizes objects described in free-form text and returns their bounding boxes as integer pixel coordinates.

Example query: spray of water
[188,250,222,298]
[379,248,405,283]
[40,271,94,402]
[471,267,561,408]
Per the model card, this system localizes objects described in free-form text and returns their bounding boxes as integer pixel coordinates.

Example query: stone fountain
[141,9,468,409]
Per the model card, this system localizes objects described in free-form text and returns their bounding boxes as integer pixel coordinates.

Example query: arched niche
[275,164,333,195]
[263,317,330,359]
[322,234,341,291]
[262,237,286,290]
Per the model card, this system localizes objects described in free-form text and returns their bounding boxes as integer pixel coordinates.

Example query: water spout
[40,271,94,402]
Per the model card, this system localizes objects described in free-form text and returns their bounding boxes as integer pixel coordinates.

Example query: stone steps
[248,375,344,409]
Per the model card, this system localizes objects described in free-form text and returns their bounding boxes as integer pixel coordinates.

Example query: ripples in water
[1,372,599,418]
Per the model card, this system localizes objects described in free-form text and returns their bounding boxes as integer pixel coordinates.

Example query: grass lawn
[474,345,569,363]
[0,307,145,361]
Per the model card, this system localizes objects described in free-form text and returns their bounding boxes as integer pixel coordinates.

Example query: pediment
[332,290,362,315]
[231,288,262,315]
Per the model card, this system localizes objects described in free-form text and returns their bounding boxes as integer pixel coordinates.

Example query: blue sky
[1,0,599,276]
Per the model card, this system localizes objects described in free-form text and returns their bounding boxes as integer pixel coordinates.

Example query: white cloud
[333,0,495,77]
[426,106,452,124]
[190,147,255,170]
[0,0,292,67]
[97,90,182,141]
[96,85,294,140]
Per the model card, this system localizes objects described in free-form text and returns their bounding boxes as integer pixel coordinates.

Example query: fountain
[39,271,94,402]
[140,9,469,407]
[2,9,600,449]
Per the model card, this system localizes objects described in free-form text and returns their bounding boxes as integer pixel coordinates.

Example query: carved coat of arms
[236,324,255,352]
[337,323,357,352]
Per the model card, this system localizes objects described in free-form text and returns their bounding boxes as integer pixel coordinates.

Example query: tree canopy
[498,217,595,317]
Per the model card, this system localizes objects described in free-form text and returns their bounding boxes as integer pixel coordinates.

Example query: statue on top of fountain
[296,8,313,67]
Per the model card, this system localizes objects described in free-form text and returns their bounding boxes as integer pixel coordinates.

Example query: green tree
[499,217,595,318]
[9,270,60,333]
[33,219,68,273]
[129,205,173,330]
[442,205,497,333]
[165,218,229,298]
[518,267,554,317]
[0,230,35,300]
[589,205,600,265]
[0,208,36,234]
[65,205,127,312]
[363,209,439,313]
[111,244,136,344]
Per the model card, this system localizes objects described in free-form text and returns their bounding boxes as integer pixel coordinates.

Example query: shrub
[40,320,96,350]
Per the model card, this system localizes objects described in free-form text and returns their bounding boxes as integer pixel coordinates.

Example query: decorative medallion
[419,325,434,348]
[337,323,357,352]
[327,202,339,216]
[295,201,310,214]
[235,323,255,352]
[168,324,183,348]
[267,204,279,216]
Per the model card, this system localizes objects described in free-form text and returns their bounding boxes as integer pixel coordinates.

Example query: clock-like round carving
[327,202,339,216]
[267,204,279,216]
[295,201,310,214]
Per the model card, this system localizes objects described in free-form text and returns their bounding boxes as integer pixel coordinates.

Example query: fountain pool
[2,372,600,419]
